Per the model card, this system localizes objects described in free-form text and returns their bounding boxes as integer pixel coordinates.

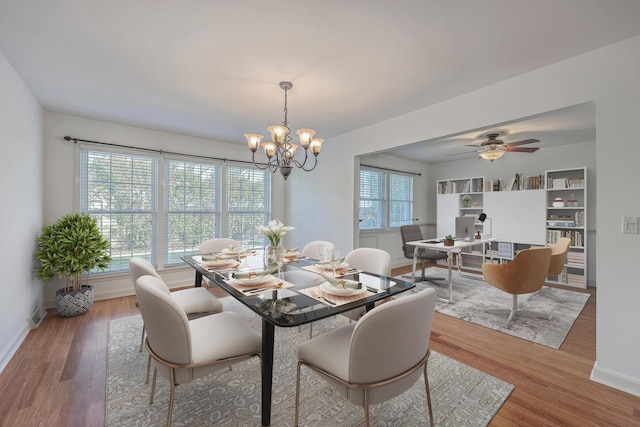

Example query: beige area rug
[397,268,591,349]
[106,297,514,426]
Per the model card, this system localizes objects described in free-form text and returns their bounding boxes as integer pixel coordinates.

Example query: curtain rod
[360,163,422,176]
[63,136,266,166]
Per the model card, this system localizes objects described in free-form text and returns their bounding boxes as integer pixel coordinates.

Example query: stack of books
[566,273,584,286]
[566,251,585,267]
[547,214,576,227]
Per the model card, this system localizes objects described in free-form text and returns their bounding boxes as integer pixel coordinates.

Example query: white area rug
[398,268,590,349]
[106,297,514,426]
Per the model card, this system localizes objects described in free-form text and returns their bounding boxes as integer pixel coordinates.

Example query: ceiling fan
[448,132,540,161]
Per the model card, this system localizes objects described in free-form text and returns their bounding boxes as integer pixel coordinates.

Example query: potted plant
[35,213,111,317]
[444,234,455,246]
[462,194,471,207]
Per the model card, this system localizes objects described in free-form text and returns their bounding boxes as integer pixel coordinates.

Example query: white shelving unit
[545,167,587,289]
[435,168,588,288]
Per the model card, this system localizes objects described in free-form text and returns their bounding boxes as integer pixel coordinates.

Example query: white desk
[407,237,497,303]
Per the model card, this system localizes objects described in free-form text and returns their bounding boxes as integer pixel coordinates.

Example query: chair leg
[528,286,564,302]
[150,367,157,404]
[309,322,313,339]
[145,355,152,384]
[295,361,303,427]
[424,364,434,427]
[363,388,370,427]
[139,324,145,352]
[167,368,176,427]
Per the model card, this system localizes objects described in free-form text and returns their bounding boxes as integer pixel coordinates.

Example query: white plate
[202,259,239,268]
[320,281,366,296]
[221,248,241,255]
[316,262,349,270]
[285,251,300,258]
[229,274,274,286]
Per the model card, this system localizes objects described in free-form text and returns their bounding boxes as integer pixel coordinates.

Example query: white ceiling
[1,1,639,152]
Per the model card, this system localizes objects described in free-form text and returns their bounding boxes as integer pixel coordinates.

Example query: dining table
[181,250,415,426]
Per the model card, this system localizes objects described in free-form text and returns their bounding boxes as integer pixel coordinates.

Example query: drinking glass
[329,250,342,278]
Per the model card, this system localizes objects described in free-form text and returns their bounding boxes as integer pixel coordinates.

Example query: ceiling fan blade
[507,146,539,153]
[446,150,478,156]
[507,138,540,147]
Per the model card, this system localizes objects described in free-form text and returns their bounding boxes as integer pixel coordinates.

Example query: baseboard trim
[591,361,640,398]
[0,323,30,375]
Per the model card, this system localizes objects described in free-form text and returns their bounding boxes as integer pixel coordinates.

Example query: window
[80,147,271,272]
[359,167,413,230]
[165,159,220,265]
[80,149,157,272]
[226,165,271,248]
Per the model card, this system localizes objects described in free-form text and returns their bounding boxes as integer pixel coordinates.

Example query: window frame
[358,166,414,232]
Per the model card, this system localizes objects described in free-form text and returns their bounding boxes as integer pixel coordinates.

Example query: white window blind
[80,149,157,272]
[359,167,414,230]
[389,173,414,227]
[226,165,271,249]
[165,158,221,265]
[359,168,386,230]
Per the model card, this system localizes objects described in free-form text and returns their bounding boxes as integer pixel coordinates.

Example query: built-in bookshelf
[435,167,588,288]
[545,167,587,288]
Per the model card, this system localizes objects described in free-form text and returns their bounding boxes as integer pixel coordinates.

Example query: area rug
[106,297,514,426]
[396,268,590,349]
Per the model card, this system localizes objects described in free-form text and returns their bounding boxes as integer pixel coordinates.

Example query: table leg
[194,271,203,287]
[411,246,418,284]
[261,319,275,426]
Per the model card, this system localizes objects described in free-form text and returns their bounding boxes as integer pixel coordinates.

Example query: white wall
[41,112,287,305]
[307,36,640,396]
[0,52,43,372]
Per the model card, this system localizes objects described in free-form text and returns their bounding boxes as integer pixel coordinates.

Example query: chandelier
[478,145,506,161]
[244,81,324,179]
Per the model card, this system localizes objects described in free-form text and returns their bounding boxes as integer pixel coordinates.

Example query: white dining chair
[129,257,224,381]
[295,287,437,426]
[301,240,335,260]
[198,238,241,286]
[135,275,261,427]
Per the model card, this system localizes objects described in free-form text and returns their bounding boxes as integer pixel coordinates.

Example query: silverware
[244,282,283,296]
[310,289,336,305]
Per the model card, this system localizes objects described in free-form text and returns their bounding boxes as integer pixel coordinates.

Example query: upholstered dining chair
[530,237,572,302]
[341,247,392,321]
[198,238,241,287]
[295,287,437,427]
[400,225,447,284]
[301,240,335,260]
[129,257,224,381]
[134,275,261,427]
[481,246,552,327]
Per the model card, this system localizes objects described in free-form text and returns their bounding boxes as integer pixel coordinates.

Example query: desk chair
[400,225,447,284]
[482,247,552,327]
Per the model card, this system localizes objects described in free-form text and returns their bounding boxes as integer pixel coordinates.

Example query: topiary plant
[35,213,111,292]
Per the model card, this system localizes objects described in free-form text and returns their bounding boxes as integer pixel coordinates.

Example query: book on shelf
[551,177,569,189]
[566,273,584,285]
[569,177,585,188]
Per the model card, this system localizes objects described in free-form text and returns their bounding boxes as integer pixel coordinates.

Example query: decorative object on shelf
[462,194,471,207]
[34,213,111,317]
[475,231,482,240]
[258,219,294,268]
[552,197,565,207]
[567,194,578,207]
[244,81,324,180]
[444,235,455,246]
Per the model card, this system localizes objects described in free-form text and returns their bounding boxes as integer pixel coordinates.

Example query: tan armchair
[295,288,437,427]
[481,246,552,327]
[533,237,572,301]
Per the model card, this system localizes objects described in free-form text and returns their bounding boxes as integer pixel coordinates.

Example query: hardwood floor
[1,265,639,426]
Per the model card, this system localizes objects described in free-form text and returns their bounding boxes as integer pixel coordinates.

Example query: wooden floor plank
[0,265,638,426]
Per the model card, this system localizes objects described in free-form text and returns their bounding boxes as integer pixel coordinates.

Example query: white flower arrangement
[462,194,471,202]
[258,219,294,246]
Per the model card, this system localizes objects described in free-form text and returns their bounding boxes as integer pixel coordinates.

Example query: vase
[264,243,286,268]
[55,285,94,317]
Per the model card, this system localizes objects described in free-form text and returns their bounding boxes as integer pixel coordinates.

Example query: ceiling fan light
[479,149,505,161]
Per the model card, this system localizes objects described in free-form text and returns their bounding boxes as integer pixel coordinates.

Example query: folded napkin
[321,273,362,290]
[233,267,278,279]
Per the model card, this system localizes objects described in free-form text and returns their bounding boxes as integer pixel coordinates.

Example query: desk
[182,254,414,426]
[407,237,496,303]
